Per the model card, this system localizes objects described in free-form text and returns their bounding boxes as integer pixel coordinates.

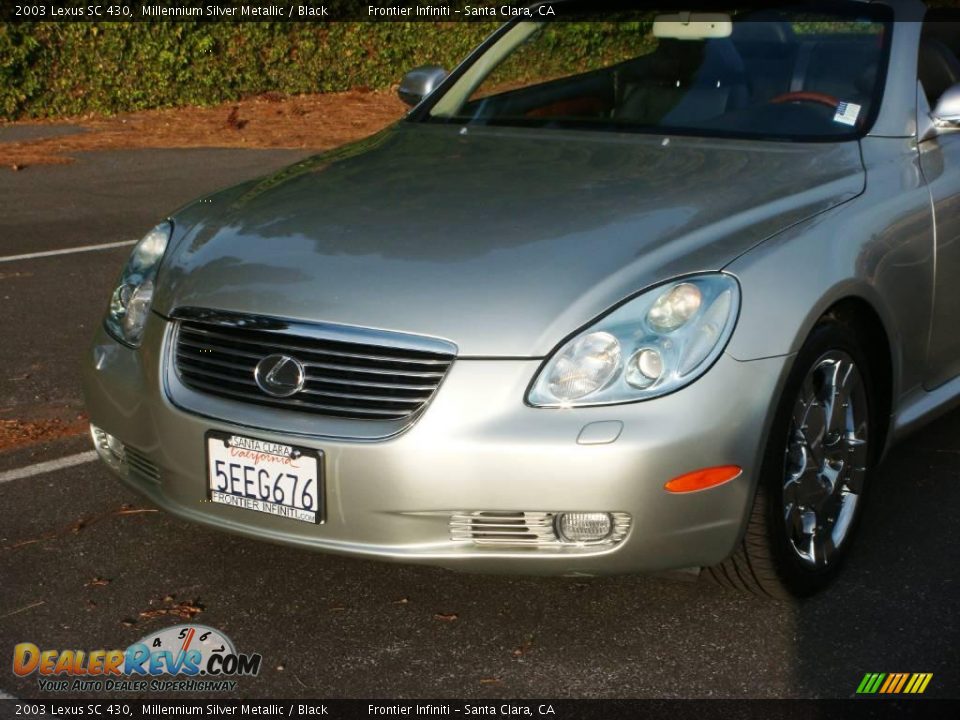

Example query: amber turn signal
[664,465,742,493]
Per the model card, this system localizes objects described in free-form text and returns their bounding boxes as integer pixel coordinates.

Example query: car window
[417,2,892,142]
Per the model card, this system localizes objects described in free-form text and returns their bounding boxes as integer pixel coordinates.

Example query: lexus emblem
[254,354,306,398]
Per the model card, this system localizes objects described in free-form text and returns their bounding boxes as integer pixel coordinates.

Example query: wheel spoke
[784,501,803,534]
[817,488,842,526]
[814,528,837,567]
[836,362,862,416]
[790,391,811,433]
[820,460,842,496]
[791,376,825,466]
[821,359,853,442]
[803,520,818,564]
[845,461,867,494]
[784,450,821,507]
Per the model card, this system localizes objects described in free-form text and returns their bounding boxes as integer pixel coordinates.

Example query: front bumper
[81,313,791,575]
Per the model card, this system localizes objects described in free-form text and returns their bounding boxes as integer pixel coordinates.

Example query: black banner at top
[2,0,561,23]
[0,0,867,24]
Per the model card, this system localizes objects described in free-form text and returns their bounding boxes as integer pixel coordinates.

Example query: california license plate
[205,432,323,524]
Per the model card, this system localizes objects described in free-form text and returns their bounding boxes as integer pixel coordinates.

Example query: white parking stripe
[0,451,97,484]
[0,239,136,263]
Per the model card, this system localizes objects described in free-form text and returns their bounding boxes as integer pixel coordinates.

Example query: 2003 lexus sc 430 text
[83,0,960,597]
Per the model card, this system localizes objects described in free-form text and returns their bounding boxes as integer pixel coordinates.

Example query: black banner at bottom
[1,699,959,720]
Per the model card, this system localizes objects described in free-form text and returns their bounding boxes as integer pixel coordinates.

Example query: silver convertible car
[83,0,960,597]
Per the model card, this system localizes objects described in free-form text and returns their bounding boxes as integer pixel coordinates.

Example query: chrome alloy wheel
[783,350,869,568]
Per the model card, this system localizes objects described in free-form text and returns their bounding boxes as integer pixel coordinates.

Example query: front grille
[172,309,456,421]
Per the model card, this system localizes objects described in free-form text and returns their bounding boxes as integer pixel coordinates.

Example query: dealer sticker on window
[833,101,862,126]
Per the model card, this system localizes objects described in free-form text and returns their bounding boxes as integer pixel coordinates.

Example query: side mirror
[931,82,960,130]
[398,65,448,107]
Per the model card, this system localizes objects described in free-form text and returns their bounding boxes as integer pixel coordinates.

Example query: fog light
[556,512,613,543]
[90,424,127,475]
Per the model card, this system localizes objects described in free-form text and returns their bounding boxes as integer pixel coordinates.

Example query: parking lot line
[0,239,136,263]
[0,451,97,484]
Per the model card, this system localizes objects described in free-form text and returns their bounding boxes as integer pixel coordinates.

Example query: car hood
[155,123,864,357]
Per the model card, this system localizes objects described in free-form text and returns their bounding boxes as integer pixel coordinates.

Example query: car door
[917,27,960,390]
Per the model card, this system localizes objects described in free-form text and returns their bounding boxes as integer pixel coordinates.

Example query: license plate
[205,432,324,524]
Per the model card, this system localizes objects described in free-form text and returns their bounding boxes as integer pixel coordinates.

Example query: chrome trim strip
[169,307,458,357]
[179,324,452,365]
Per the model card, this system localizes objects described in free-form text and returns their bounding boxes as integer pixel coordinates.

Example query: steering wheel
[769,91,839,109]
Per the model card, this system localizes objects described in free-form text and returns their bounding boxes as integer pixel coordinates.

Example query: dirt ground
[0,416,91,451]
[0,89,408,170]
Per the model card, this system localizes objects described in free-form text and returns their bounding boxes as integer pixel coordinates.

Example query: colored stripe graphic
[893,674,910,693]
[857,673,932,695]
[879,674,895,693]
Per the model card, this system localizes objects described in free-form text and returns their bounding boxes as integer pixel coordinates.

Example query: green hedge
[0,22,499,119]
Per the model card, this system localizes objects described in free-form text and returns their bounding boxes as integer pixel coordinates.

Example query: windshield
[418,2,892,141]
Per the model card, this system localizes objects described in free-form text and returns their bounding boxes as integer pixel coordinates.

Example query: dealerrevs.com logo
[13,624,262,693]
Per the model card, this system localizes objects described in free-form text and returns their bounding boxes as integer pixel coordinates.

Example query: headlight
[527,274,740,407]
[104,221,172,347]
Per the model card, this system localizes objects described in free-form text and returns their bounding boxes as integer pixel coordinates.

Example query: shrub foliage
[0,22,498,119]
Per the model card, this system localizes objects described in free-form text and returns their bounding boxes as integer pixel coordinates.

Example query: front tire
[708,318,876,599]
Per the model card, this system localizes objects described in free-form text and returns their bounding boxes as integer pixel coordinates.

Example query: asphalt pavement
[0,148,957,700]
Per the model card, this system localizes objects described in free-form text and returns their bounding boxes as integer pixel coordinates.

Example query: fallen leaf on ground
[512,635,535,657]
[137,600,204,623]
[84,577,111,588]
[10,539,40,549]
[434,613,459,622]
[480,678,501,685]
[0,600,45,618]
